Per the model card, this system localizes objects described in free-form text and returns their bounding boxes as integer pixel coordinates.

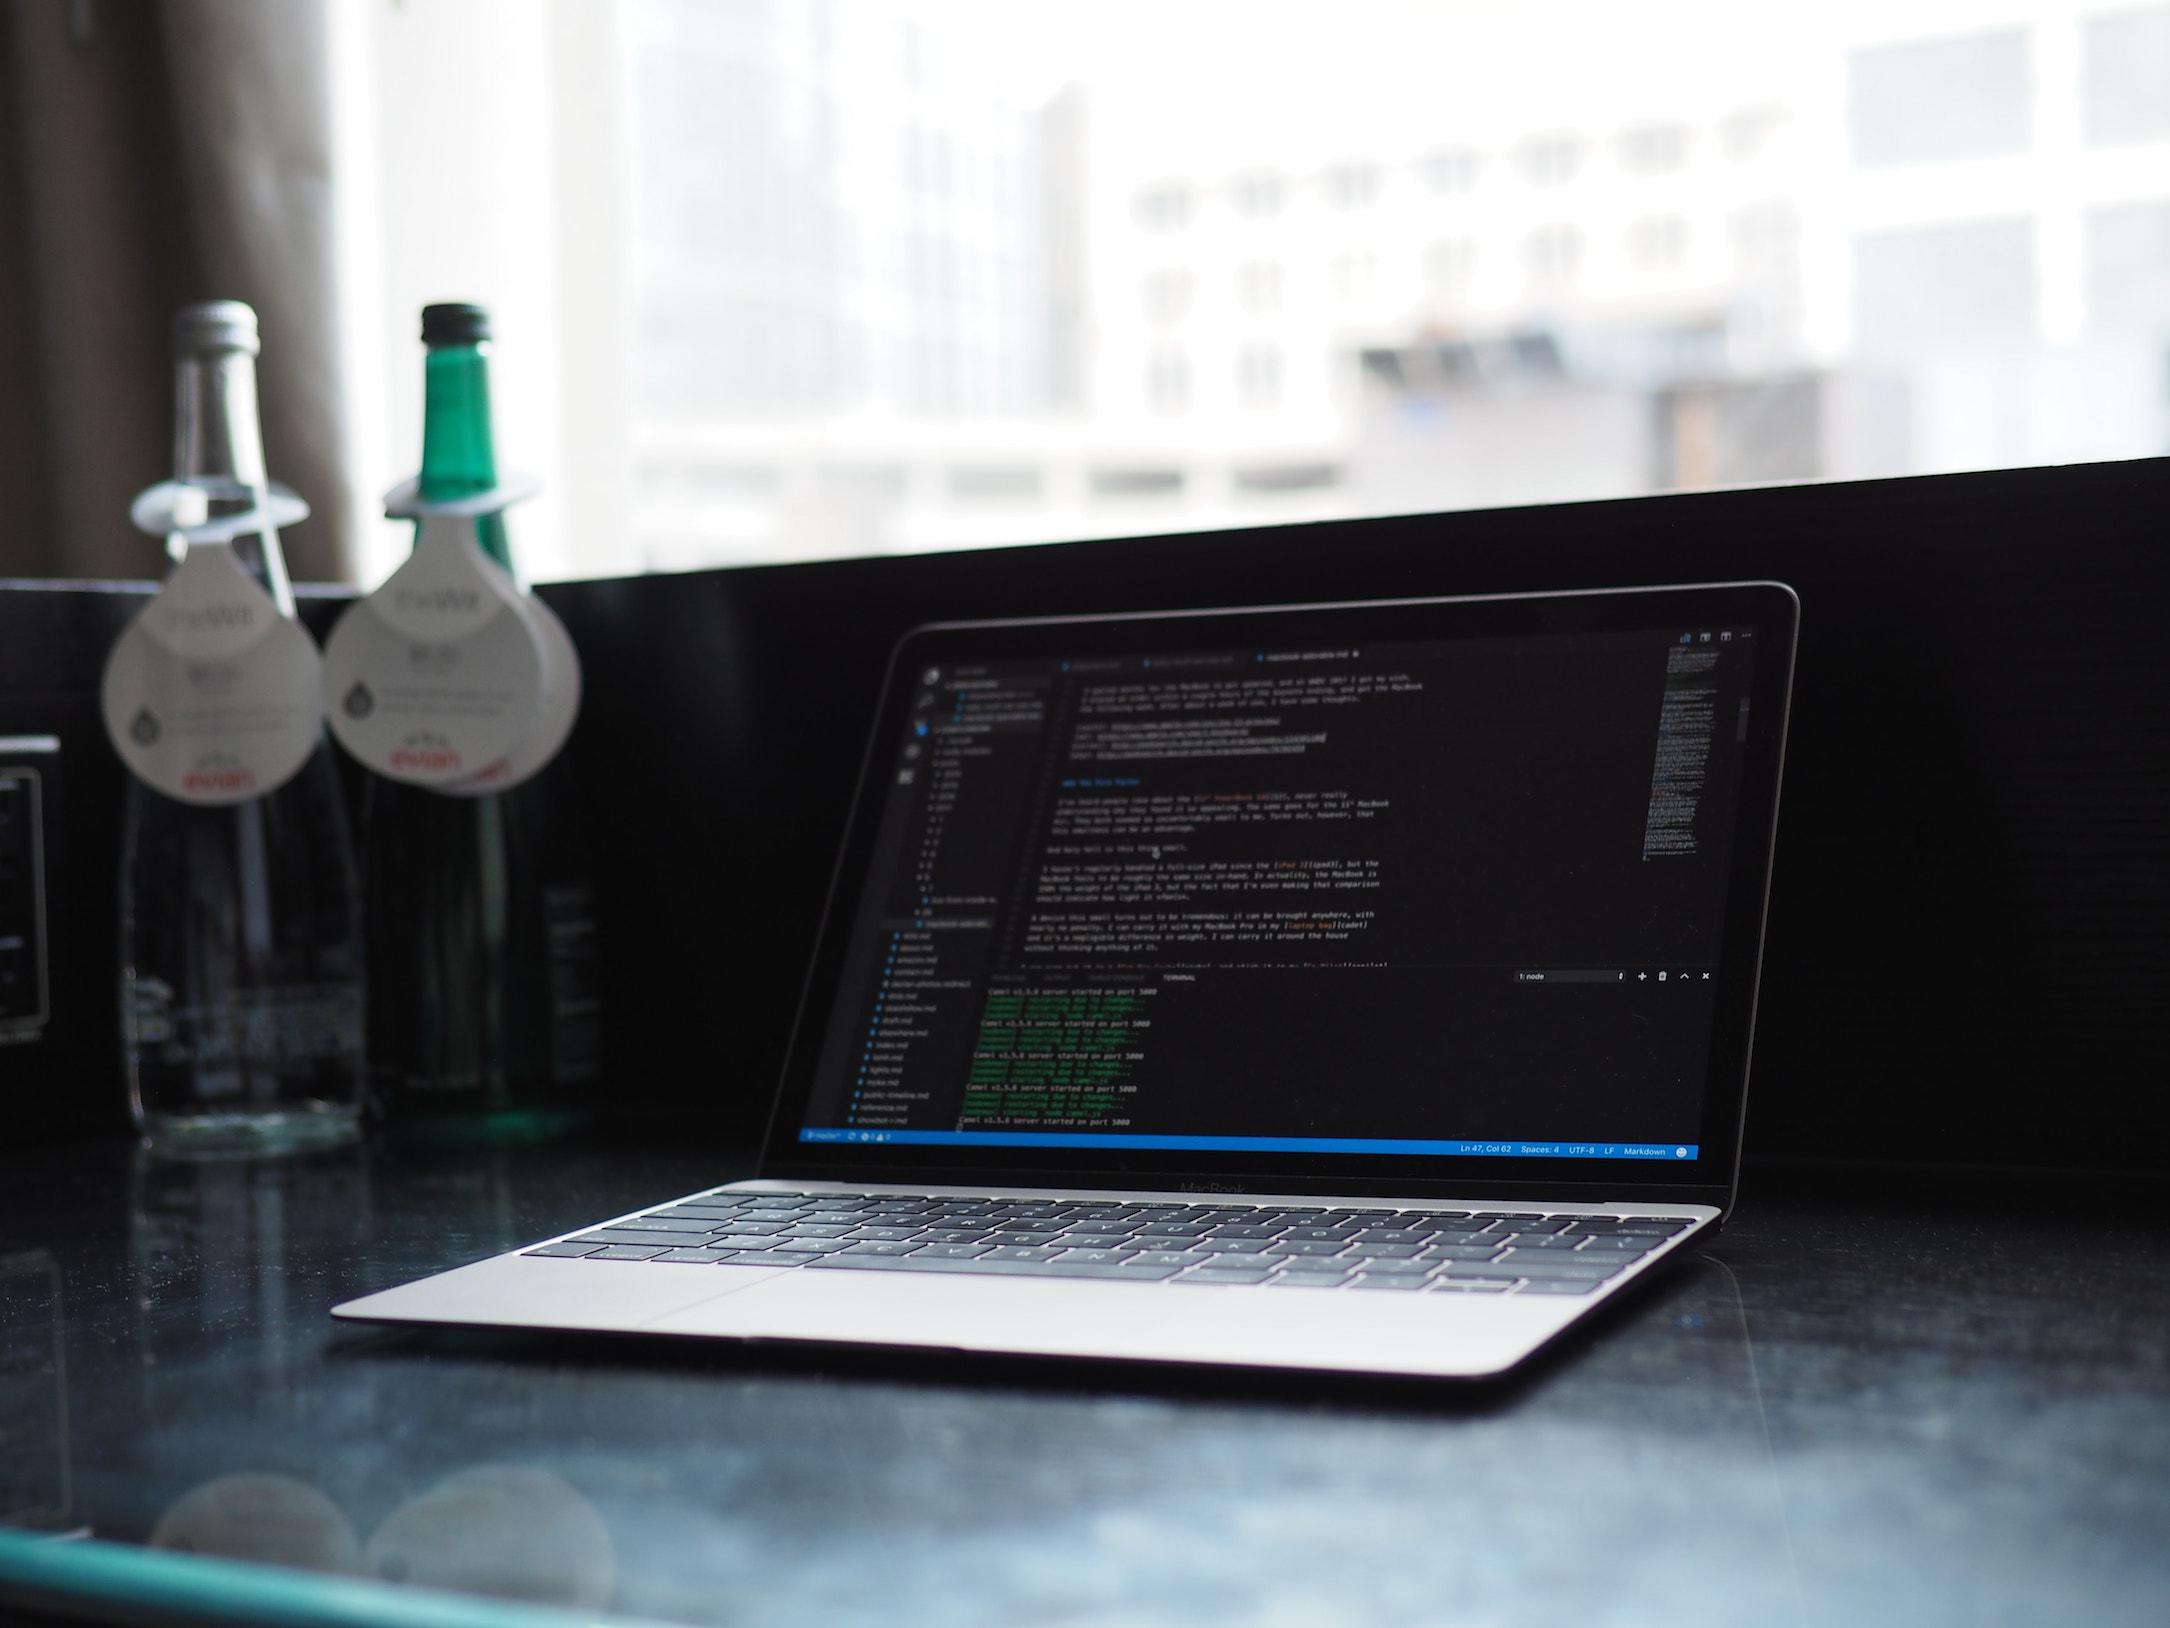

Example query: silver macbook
[337,582,1798,1378]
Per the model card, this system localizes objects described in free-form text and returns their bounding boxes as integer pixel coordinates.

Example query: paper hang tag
[438,591,582,797]
[320,514,549,787]
[100,541,325,805]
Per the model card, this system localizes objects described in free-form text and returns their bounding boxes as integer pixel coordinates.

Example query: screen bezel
[755,581,1798,1208]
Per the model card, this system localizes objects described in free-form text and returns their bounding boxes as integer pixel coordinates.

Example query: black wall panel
[6,458,2168,1171]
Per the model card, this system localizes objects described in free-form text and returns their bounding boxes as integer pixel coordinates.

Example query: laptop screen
[771,585,1794,1195]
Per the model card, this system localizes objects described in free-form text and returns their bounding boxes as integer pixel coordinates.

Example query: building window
[1513,133,1583,186]
[1236,260,1284,312]
[1848,30,2031,168]
[1146,348,1191,412]
[1142,268,1194,322]
[1617,123,1692,174]
[1323,161,1382,209]
[1135,182,1194,230]
[1853,218,2037,355]
[1421,147,1482,195]
[1232,170,1288,217]
[1237,344,1284,408]
[1330,250,1378,303]
[2083,7,2170,146]
[1423,237,1479,295]
[1627,215,1690,272]
[1720,107,1788,162]
[1525,225,1582,290]
[2085,200,2170,331]
[1730,201,1798,271]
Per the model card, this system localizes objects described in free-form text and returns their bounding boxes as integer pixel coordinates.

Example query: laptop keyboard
[524,1193,1694,1296]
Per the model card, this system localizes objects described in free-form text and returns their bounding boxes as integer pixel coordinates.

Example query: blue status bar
[800,1129,1698,1160]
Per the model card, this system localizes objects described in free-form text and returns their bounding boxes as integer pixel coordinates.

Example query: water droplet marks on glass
[118,301,365,1157]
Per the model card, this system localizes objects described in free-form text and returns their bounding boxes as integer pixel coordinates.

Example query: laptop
[335,582,1798,1378]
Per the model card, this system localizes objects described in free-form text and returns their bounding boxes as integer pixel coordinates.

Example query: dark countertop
[2,1135,2165,1627]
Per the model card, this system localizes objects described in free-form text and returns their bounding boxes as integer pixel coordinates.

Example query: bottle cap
[421,303,491,348]
[173,301,259,357]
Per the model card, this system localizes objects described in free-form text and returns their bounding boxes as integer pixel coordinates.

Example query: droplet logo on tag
[101,541,326,805]
[322,515,552,788]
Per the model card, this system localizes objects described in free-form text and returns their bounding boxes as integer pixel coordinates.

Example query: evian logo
[182,757,256,795]
[392,586,483,616]
[162,601,255,634]
[389,731,461,772]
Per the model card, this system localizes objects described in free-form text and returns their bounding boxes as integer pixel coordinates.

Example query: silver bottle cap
[172,300,260,357]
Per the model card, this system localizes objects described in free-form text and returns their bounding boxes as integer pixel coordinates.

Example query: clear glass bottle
[121,301,366,1157]
[361,304,599,1139]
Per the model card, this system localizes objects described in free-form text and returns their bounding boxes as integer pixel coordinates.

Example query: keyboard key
[987,1232,1064,1248]
[1203,1226,1280,1240]
[1351,1229,1427,1244]
[1058,1233,1136,1249]
[612,1216,727,1233]
[1346,1255,1430,1274]
[1265,1271,1351,1288]
[716,1250,820,1268]
[653,1248,734,1263]
[1494,1256,1617,1279]
[1053,1248,1139,1266]
[1344,1243,1424,1260]
[848,1225,929,1241]
[1267,1240,1350,1257]
[1428,1279,1512,1294]
[981,1246,1064,1263]
[781,1224,857,1239]
[912,1242,994,1259]
[1575,1236,1659,1251]
[840,1240,921,1256]
[1180,1267,1274,1285]
[1128,1250,1211,1269]
[1503,1235,1587,1250]
[587,1245,669,1260]
[1348,1274,1428,1291]
[1283,1226,1359,1242]
[1518,1279,1605,1295]
[1421,1244,1506,1261]
[578,1229,703,1248]
[766,1238,852,1255]
[808,1254,1181,1282]
[915,1228,994,1243]
[524,1242,600,1258]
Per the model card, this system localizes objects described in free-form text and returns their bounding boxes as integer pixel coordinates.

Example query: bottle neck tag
[438,589,582,797]
[100,540,325,804]
[321,514,550,787]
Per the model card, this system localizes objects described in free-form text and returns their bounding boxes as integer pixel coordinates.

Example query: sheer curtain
[0,0,352,582]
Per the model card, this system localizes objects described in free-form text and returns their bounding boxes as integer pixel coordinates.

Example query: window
[1628,216,1690,272]
[1719,108,1788,162]
[2084,7,2170,146]
[1147,349,1191,413]
[1324,161,1382,209]
[1513,134,1584,186]
[1236,260,1284,312]
[1618,124,1691,174]
[336,0,2170,579]
[1136,182,1194,230]
[1525,225,1583,291]
[1232,171,1288,218]
[1330,251,1378,304]
[1237,344,1284,408]
[1142,269,1194,323]
[1421,148,1482,195]
[1849,30,2031,167]
[1853,219,2037,355]
[2086,201,2170,331]
[1423,237,1479,295]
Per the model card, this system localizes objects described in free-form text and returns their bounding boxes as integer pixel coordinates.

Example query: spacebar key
[808,1253,1180,1282]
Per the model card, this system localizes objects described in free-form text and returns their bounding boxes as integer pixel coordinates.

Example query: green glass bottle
[360,304,599,1140]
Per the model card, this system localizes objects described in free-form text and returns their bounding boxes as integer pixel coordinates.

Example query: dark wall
[7,457,2169,1172]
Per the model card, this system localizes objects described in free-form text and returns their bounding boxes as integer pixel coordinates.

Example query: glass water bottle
[121,301,366,1157]
[361,303,599,1138]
